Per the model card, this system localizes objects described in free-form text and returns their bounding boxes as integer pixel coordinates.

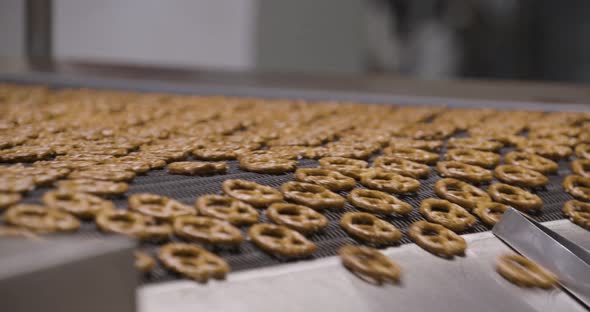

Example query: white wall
[54,0,257,70]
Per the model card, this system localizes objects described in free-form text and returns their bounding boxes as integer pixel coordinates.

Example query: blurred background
[2,0,590,83]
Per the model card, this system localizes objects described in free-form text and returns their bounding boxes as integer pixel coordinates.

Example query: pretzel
[436,161,492,184]
[192,143,256,160]
[167,161,227,175]
[0,145,53,162]
[562,200,590,230]
[419,198,477,232]
[57,179,128,196]
[238,153,297,174]
[563,175,590,202]
[249,223,317,257]
[222,179,283,207]
[373,156,430,179]
[447,137,503,152]
[444,148,500,169]
[473,201,509,226]
[173,215,244,245]
[4,204,80,233]
[0,175,34,193]
[0,192,21,209]
[159,243,230,282]
[571,159,590,178]
[496,254,558,288]
[389,137,443,151]
[139,216,173,241]
[488,183,543,211]
[280,181,345,210]
[360,169,420,194]
[266,203,328,233]
[340,212,402,245]
[324,144,374,160]
[383,147,439,164]
[494,165,548,188]
[68,168,136,182]
[504,151,557,174]
[42,189,115,219]
[10,166,70,186]
[128,193,196,221]
[0,225,38,239]
[96,209,171,240]
[517,140,572,159]
[195,194,259,225]
[400,123,455,140]
[318,157,368,179]
[575,143,590,159]
[348,188,412,215]
[294,168,356,191]
[339,245,401,284]
[408,220,467,258]
[434,178,490,211]
[134,251,156,273]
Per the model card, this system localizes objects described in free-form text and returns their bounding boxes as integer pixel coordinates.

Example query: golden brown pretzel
[360,169,420,194]
[494,165,548,188]
[43,189,115,219]
[447,137,503,152]
[134,251,156,273]
[238,152,297,174]
[496,254,558,288]
[388,137,443,151]
[0,175,34,193]
[445,148,500,169]
[340,212,402,245]
[280,181,345,210]
[57,179,128,196]
[488,183,543,211]
[96,209,171,240]
[575,143,590,159]
[4,204,80,233]
[383,147,439,164]
[571,159,590,178]
[195,194,259,225]
[0,145,53,162]
[192,143,259,160]
[517,139,572,159]
[168,161,227,175]
[266,203,328,233]
[348,188,412,215]
[562,200,590,230]
[504,151,558,174]
[339,245,401,284]
[473,201,509,226]
[318,157,368,179]
[159,243,230,282]
[294,168,356,191]
[222,179,283,207]
[434,178,490,210]
[0,192,21,209]
[173,215,244,245]
[129,193,196,221]
[436,161,492,184]
[419,198,477,232]
[248,223,317,257]
[68,168,136,182]
[408,221,467,258]
[373,155,430,179]
[563,175,590,202]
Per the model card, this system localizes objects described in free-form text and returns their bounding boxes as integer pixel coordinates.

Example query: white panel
[54,0,257,69]
[0,0,24,58]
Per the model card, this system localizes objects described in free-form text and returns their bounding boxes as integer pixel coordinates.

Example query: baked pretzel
[134,251,156,273]
[294,168,356,191]
[57,179,128,196]
[168,161,227,175]
[4,204,80,233]
[192,143,257,161]
[517,139,572,159]
[339,245,401,284]
[473,201,509,226]
[488,183,543,211]
[0,225,38,239]
[238,152,297,174]
[280,181,345,210]
[408,221,467,258]
[419,198,477,232]
[504,151,558,174]
[436,161,492,184]
[445,149,500,169]
[563,175,590,202]
[340,212,402,245]
[0,175,34,193]
[318,157,368,179]
[434,178,490,210]
[0,145,53,162]
[266,203,328,233]
[0,192,21,209]
[96,209,171,240]
[129,193,196,221]
[348,188,412,215]
[575,143,590,160]
[388,137,443,151]
[383,147,439,164]
[68,168,136,182]
[447,137,503,152]
[173,215,244,245]
[494,165,548,188]
[159,243,230,282]
[571,159,590,178]
[222,179,283,207]
[249,223,317,257]
[373,155,430,179]
[496,254,558,288]
[562,200,590,230]
[11,166,70,186]
[195,194,259,225]
[360,169,420,194]
[43,189,115,219]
